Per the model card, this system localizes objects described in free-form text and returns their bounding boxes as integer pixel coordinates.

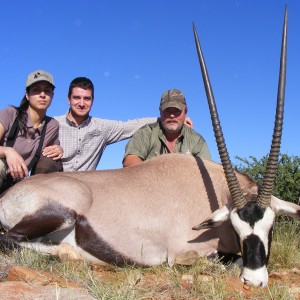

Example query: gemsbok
[0,7,298,287]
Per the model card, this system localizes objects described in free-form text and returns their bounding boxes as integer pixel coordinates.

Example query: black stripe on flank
[5,203,76,242]
[76,214,148,267]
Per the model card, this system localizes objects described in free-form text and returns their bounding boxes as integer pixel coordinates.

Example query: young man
[123,88,211,167]
[54,77,157,171]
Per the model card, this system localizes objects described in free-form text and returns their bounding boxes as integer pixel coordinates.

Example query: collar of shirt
[26,108,46,135]
[65,110,92,128]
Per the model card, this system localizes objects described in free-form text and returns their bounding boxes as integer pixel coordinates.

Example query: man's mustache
[165,119,178,123]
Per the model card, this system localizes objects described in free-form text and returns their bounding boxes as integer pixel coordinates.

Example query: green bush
[234,154,300,204]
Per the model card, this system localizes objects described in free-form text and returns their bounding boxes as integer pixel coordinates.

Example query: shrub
[234,154,300,204]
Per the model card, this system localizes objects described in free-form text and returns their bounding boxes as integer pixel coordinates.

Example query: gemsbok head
[192,7,290,286]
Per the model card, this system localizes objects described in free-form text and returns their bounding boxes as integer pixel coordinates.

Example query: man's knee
[31,156,63,175]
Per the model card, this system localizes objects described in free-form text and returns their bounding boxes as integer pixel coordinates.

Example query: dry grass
[2,219,300,299]
[269,219,300,272]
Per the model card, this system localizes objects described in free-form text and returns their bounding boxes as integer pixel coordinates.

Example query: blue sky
[0,0,299,170]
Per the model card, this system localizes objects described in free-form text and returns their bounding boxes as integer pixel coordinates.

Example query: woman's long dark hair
[12,88,30,137]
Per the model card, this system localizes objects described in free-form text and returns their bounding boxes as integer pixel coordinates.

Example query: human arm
[123,154,143,167]
[106,117,157,145]
[0,123,28,179]
[122,124,153,167]
[41,118,63,161]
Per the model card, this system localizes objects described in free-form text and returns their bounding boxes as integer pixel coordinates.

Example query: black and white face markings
[230,201,276,286]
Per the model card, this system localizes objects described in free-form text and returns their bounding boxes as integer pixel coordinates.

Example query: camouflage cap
[160,89,186,111]
[26,69,55,88]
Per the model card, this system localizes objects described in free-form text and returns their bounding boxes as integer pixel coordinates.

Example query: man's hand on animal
[42,145,64,160]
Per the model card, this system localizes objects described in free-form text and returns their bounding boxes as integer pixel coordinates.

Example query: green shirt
[123,121,211,161]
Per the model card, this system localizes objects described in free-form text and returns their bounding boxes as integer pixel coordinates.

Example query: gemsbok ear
[271,196,300,219]
[193,205,230,230]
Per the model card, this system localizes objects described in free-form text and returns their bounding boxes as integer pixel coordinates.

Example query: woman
[0,69,63,193]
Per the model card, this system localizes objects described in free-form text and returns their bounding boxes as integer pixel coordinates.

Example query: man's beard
[163,121,183,134]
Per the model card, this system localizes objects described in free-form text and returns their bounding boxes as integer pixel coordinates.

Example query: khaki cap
[26,69,55,88]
